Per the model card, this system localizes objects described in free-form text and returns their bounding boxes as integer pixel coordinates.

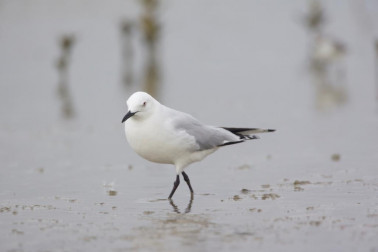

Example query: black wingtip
[268,129,276,132]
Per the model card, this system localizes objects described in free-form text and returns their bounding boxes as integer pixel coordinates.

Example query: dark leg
[168,175,180,199]
[182,171,194,194]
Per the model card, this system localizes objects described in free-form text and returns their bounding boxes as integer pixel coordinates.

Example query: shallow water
[1,1,378,251]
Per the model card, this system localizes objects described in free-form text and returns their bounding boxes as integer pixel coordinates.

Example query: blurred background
[1,0,378,251]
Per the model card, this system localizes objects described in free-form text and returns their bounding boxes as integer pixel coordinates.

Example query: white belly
[125,118,192,165]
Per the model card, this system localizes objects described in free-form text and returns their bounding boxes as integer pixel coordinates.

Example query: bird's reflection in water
[169,194,193,214]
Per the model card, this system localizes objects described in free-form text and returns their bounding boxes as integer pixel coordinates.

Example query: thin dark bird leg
[168,175,180,199]
[182,171,194,194]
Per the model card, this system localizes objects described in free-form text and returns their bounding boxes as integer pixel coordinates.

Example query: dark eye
[143,101,146,106]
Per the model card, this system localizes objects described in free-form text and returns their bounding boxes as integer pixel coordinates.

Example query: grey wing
[172,112,240,150]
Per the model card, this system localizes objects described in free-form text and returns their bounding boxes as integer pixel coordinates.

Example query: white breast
[124,115,197,165]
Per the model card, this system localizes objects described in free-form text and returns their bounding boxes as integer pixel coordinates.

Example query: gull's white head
[121,92,158,123]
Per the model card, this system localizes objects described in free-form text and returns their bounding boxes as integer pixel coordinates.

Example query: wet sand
[1,122,377,251]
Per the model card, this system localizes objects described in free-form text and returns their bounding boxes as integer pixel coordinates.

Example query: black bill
[121,111,136,123]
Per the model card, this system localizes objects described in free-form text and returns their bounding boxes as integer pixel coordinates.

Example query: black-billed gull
[122,92,275,199]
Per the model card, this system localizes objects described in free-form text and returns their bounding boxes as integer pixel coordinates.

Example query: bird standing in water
[122,92,275,199]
